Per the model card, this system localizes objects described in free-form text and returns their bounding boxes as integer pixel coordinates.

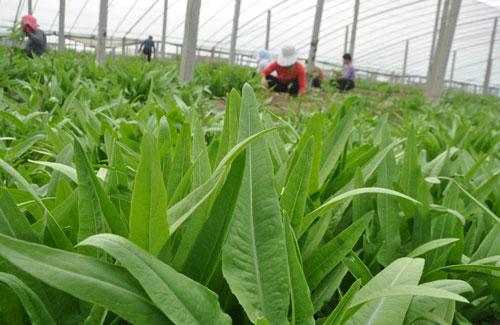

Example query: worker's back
[25,29,47,57]
[143,38,154,52]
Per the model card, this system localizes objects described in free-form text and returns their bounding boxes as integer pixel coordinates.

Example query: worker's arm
[260,61,277,85]
[260,61,277,76]
[25,31,43,47]
[297,64,307,94]
[316,66,324,80]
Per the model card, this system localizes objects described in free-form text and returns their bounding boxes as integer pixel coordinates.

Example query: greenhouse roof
[1,0,499,87]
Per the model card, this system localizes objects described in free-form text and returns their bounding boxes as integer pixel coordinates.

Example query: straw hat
[277,46,298,67]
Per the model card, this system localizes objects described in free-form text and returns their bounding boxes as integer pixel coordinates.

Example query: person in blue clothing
[139,36,155,62]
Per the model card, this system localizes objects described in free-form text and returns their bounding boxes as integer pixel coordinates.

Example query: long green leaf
[304,214,372,290]
[28,160,77,183]
[0,158,73,250]
[300,187,419,238]
[280,137,314,232]
[167,122,192,205]
[284,219,314,325]
[0,272,56,325]
[320,109,355,186]
[0,189,40,243]
[176,154,245,284]
[407,238,459,258]
[167,127,278,234]
[222,84,290,324]
[73,139,128,255]
[79,234,231,324]
[345,257,424,325]
[348,285,469,310]
[324,279,361,325]
[0,233,168,324]
[129,132,169,255]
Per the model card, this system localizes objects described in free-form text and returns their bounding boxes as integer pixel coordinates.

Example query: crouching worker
[306,59,324,88]
[336,53,355,91]
[255,50,273,73]
[21,15,47,58]
[260,46,307,96]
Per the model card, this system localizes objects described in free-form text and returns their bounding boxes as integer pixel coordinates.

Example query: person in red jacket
[260,46,307,96]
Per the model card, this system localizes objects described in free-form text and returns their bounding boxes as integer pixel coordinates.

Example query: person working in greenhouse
[139,36,155,62]
[336,53,356,91]
[255,50,273,73]
[21,15,47,57]
[305,59,324,88]
[260,46,307,96]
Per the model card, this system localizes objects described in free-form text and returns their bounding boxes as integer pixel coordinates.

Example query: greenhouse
[0,0,499,324]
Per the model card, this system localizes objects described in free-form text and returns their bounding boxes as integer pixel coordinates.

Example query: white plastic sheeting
[1,0,499,87]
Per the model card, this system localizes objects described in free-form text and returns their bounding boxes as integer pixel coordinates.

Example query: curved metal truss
[1,0,499,92]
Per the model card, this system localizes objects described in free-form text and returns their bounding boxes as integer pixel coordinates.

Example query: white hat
[277,46,298,67]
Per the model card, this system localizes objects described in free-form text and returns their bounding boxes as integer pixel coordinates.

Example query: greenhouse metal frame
[1,0,499,98]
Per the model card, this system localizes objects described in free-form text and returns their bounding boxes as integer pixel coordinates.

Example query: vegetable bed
[0,47,499,324]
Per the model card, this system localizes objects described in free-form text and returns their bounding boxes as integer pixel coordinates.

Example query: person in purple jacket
[336,53,355,91]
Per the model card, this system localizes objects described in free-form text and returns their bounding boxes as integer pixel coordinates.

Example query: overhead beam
[483,17,498,96]
[179,0,202,83]
[96,0,108,65]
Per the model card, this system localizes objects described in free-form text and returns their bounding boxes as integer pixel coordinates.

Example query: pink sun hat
[21,15,39,32]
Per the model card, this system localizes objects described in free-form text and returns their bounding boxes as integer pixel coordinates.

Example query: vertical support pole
[343,25,349,54]
[349,0,360,56]
[428,0,448,77]
[425,0,461,102]
[28,0,33,14]
[14,0,23,29]
[402,40,409,80]
[96,0,108,65]
[483,17,498,96]
[58,0,66,52]
[161,0,168,58]
[449,50,456,84]
[122,37,126,55]
[179,0,202,83]
[307,0,326,85]
[229,0,242,65]
[430,0,443,61]
[211,46,216,61]
[265,10,271,50]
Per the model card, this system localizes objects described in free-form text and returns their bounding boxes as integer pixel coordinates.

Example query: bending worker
[21,15,47,57]
[260,46,307,96]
